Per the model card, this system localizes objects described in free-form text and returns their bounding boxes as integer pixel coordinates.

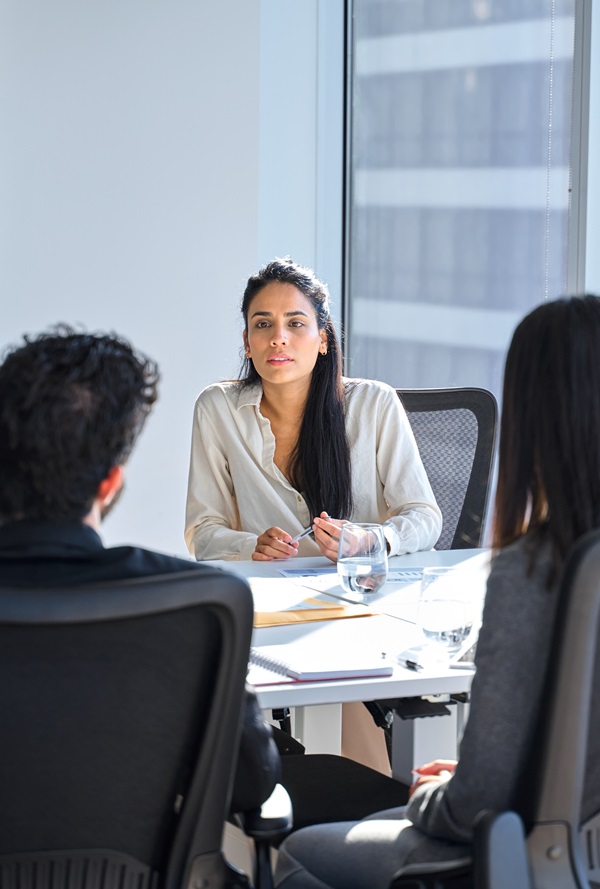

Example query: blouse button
[297,495,302,502]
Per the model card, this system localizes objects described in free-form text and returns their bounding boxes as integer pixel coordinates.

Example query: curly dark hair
[0,326,159,524]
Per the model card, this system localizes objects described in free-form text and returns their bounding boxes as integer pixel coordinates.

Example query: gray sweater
[407,536,561,842]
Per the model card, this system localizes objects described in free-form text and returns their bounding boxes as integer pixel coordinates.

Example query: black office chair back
[397,388,497,550]
[0,568,254,889]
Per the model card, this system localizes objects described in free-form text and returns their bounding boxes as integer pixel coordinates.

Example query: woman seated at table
[185,257,442,774]
[185,256,441,563]
[272,293,600,889]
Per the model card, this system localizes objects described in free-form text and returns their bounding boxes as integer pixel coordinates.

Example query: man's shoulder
[0,522,221,588]
[104,545,216,580]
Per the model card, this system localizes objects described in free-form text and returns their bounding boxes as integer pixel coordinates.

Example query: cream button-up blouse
[185,378,442,561]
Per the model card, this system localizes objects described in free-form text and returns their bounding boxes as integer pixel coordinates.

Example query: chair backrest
[518,530,600,888]
[397,388,498,550]
[0,567,254,889]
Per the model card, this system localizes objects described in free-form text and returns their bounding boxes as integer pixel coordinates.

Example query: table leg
[391,706,459,784]
[292,704,343,754]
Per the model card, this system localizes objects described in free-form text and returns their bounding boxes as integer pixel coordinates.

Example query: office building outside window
[345,0,576,398]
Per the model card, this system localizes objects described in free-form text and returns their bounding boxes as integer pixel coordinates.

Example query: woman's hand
[252,527,299,561]
[409,759,457,797]
[312,512,348,562]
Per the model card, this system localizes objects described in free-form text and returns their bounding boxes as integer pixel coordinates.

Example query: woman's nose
[271,326,288,345]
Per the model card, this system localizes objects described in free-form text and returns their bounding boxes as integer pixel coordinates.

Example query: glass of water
[417,567,470,663]
[337,523,388,595]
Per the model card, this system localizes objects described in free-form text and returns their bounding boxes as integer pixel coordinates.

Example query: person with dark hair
[0,325,280,818]
[272,294,600,889]
[185,257,442,773]
[0,327,159,527]
[185,257,441,563]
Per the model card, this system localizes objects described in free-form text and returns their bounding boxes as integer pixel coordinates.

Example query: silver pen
[290,525,314,543]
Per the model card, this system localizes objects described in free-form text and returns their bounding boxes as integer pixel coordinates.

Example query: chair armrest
[387,810,530,888]
[235,783,293,843]
[473,810,530,889]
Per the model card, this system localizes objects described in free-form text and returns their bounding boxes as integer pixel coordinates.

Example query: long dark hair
[239,257,353,520]
[493,294,600,580]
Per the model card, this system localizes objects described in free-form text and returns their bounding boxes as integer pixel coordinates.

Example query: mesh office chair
[369,389,498,772]
[397,388,498,550]
[390,529,600,889]
[0,568,290,889]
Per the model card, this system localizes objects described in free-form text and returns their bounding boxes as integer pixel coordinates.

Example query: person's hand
[312,512,348,562]
[409,759,457,797]
[252,527,299,561]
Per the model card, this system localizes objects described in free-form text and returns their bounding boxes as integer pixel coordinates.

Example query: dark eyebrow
[250,310,310,319]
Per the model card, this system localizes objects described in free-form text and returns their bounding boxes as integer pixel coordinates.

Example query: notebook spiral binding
[249,647,290,677]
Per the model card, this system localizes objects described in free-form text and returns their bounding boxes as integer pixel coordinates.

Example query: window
[345,0,576,397]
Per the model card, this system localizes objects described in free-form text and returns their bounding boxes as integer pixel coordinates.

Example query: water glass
[337,523,388,595]
[417,567,470,662]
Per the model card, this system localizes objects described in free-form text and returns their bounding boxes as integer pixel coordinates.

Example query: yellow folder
[254,595,374,628]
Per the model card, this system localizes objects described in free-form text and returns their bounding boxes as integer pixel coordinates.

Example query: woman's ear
[319,330,328,355]
[243,330,251,357]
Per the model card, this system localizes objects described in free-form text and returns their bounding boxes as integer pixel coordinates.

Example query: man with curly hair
[0,326,279,816]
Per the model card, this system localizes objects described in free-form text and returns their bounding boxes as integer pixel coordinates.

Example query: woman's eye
[290,321,304,328]
[256,321,270,329]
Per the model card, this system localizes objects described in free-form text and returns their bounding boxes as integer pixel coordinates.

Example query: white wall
[0,0,261,555]
[0,0,343,556]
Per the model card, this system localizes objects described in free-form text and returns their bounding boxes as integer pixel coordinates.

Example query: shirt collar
[235,382,263,410]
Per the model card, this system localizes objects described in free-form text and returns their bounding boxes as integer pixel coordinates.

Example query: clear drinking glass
[417,567,470,663]
[337,523,388,595]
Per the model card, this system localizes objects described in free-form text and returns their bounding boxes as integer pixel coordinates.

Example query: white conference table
[207,548,490,781]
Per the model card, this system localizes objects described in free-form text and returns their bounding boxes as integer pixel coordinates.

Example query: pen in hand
[290,525,314,544]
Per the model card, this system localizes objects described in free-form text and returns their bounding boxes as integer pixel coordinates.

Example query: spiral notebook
[247,644,394,685]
